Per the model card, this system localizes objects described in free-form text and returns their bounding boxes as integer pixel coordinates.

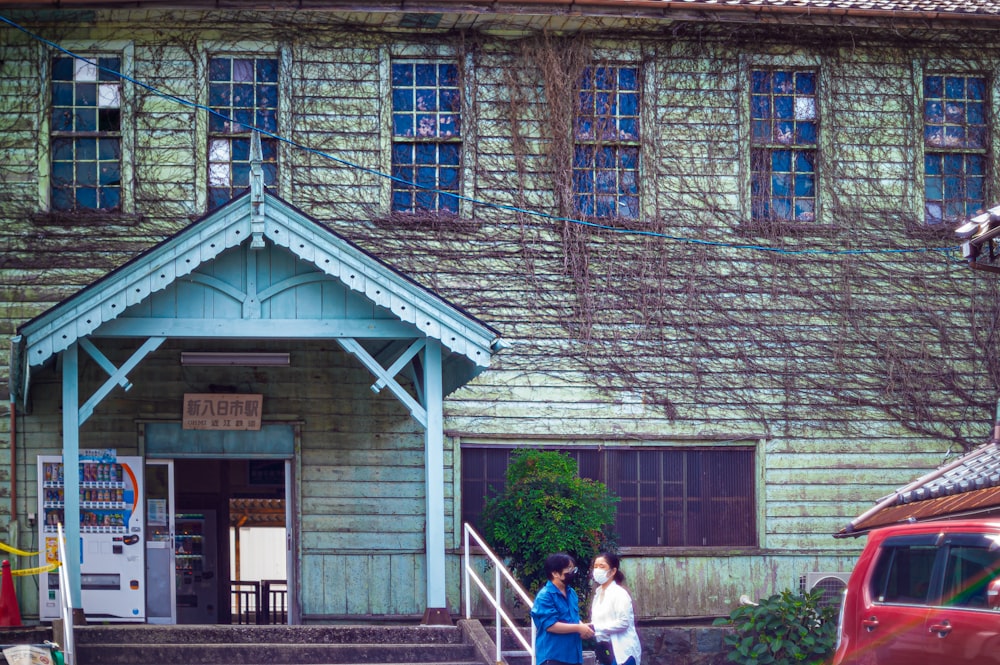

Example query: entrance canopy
[10,187,500,408]
[8,165,501,622]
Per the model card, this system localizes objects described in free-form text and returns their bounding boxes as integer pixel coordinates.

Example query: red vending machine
[38,450,146,621]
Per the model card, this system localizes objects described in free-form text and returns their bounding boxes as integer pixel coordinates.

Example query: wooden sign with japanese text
[182,393,263,430]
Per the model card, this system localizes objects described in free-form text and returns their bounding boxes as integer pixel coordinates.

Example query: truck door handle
[928,620,952,637]
[862,617,879,632]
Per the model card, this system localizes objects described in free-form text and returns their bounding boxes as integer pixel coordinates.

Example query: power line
[0,13,963,259]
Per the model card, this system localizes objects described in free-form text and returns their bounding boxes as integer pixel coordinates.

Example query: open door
[144,459,176,624]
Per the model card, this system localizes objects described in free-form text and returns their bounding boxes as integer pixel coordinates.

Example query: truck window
[870,544,937,605]
[940,545,1000,608]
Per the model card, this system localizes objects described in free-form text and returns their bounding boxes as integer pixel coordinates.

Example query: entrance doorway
[145,457,290,625]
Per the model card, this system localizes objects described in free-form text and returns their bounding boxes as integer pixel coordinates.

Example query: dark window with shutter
[461,446,756,548]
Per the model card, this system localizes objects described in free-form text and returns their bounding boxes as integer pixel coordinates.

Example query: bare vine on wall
[490,28,1000,450]
[2,16,998,450]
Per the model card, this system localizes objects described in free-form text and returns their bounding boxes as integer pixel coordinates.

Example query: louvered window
[461,446,756,548]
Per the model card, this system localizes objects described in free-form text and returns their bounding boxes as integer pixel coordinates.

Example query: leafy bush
[712,588,839,665]
[479,449,618,597]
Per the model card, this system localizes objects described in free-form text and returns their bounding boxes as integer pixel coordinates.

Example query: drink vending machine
[38,451,146,621]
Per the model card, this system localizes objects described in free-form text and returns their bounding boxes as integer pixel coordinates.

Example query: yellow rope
[0,542,39,558]
[0,542,58,575]
[11,563,59,577]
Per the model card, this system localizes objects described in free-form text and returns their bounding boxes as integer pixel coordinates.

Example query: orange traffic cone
[0,560,22,627]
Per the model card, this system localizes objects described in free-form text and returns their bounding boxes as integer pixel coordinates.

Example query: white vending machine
[38,451,146,621]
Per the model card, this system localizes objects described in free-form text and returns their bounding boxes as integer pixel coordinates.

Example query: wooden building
[0,0,998,623]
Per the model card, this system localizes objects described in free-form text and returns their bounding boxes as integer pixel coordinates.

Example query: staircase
[63,621,500,665]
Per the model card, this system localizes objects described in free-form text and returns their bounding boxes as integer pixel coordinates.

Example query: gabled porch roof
[10,189,501,406]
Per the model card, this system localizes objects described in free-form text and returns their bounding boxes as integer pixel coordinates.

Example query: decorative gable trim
[11,191,499,401]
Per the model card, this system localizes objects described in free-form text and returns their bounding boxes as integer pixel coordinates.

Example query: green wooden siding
[1,10,996,619]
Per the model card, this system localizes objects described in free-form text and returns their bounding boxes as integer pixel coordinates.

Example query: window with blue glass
[924,75,988,224]
[573,66,640,219]
[50,55,122,211]
[208,56,278,210]
[391,61,461,213]
[750,69,817,223]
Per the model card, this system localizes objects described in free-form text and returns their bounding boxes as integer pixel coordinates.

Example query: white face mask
[593,568,610,585]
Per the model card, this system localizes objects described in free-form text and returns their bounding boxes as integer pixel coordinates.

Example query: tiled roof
[675,0,1000,14]
[899,444,1000,502]
[1,0,998,17]
[839,437,1000,536]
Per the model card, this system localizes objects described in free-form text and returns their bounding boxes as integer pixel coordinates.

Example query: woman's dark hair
[598,551,625,584]
[544,552,575,580]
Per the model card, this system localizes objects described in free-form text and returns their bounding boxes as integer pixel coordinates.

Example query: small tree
[480,449,618,598]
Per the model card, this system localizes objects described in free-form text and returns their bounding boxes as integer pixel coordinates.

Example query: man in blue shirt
[531,553,595,665]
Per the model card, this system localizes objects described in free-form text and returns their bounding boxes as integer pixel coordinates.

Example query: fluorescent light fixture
[181,352,290,366]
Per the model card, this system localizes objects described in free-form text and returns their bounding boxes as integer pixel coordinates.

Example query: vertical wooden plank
[320,276,347,319]
[345,554,372,614]
[424,339,446,613]
[368,554,391,614]
[62,343,83,610]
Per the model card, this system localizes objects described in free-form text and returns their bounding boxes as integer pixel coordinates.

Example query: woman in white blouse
[588,552,642,665]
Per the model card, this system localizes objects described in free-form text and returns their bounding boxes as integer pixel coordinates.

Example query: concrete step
[66,623,493,665]
[502,650,531,665]
[76,642,478,664]
[73,624,465,645]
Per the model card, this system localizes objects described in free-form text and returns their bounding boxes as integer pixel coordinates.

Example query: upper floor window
[391,61,461,213]
[924,74,987,224]
[750,69,817,223]
[208,56,278,210]
[50,55,122,211]
[573,65,640,219]
[462,445,756,549]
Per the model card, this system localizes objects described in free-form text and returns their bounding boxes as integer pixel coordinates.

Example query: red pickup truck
[832,520,1000,665]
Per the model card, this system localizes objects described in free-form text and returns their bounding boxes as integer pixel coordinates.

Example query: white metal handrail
[56,523,75,665]
[463,523,536,665]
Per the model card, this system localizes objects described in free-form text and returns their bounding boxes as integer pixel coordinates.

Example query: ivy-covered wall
[1,8,998,619]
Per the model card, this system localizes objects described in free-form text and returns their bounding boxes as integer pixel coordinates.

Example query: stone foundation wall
[639,625,731,665]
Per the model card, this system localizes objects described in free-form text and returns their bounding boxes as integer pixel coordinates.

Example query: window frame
[387,52,464,215]
[740,54,823,228]
[196,42,288,212]
[204,51,281,211]
[749,67,819,224]
[572,61,643,221]
[40,41,135,216]
[456,439,762,553]
[919,68,990,226]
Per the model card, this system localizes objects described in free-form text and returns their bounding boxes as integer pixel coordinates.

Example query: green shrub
[712,588,839,665]
[479,449,618,598]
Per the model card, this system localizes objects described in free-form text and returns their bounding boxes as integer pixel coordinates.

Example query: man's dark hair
[544,552,575,580]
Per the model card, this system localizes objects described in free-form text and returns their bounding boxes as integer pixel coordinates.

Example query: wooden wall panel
[0,14,995,620]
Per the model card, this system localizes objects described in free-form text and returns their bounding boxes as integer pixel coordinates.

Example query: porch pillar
[421,338,449,625]
[61,343,83,614]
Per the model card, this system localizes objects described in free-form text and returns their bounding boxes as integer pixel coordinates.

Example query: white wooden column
[61,342,83,612]
[422,338,449,624]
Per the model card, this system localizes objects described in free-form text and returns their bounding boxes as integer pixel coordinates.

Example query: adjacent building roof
[671,0,999,13]
[838,426,1000,536]
[1,0,997,20]
[957,203,1000,273]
